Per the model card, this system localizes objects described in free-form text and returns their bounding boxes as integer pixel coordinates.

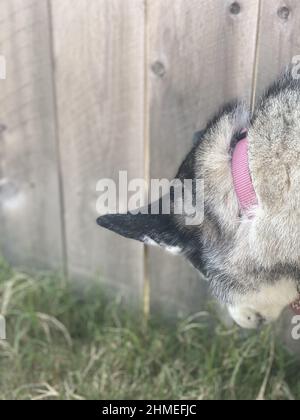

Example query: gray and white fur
[97,70,300,329]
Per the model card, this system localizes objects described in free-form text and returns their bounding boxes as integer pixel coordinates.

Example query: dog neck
[231,132,300,314]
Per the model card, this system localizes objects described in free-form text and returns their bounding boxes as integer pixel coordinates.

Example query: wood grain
[254,0,300,101]
[50,0,145,303]
[0,0,64,271]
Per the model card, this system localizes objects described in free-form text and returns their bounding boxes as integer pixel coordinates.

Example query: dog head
[97,71,300,328]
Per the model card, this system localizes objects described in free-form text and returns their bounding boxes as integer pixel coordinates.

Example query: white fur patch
[143,237,159,247]
[164,246,182,255]
[143,237,182,255]
[228,277,299,329]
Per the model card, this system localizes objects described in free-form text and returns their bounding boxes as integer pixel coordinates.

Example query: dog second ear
[97,212,181,249]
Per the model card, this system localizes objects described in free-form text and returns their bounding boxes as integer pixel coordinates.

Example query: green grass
[0,258,299,400]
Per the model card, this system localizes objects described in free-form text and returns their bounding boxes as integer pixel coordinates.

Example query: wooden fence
[1,0,300,316]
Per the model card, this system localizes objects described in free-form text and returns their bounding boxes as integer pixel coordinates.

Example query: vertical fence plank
[147,0,261,315]
[254,0,300,100]
[50,0,145,302]
[0,0,64,271]
[254,0,300,352]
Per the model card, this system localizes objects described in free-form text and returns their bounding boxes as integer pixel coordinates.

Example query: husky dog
[97,70,300,329]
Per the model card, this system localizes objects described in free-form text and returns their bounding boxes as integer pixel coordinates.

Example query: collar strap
[231,134,258,214]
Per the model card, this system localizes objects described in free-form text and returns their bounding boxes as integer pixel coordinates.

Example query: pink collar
[231,135,300,314]
[231,134,258,215]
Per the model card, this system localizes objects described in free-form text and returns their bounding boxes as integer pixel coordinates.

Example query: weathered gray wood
[254,0,300,101]
[50,0,145,303]
[2,0,300,325]
[147,0,261,315]
[0,0,64,271]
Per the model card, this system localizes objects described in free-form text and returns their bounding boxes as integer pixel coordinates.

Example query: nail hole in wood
[230,2,241,15]
[151,61,166,78]
[278,6,290,20]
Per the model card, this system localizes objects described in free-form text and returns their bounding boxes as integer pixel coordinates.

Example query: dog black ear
[97,210,181,249]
